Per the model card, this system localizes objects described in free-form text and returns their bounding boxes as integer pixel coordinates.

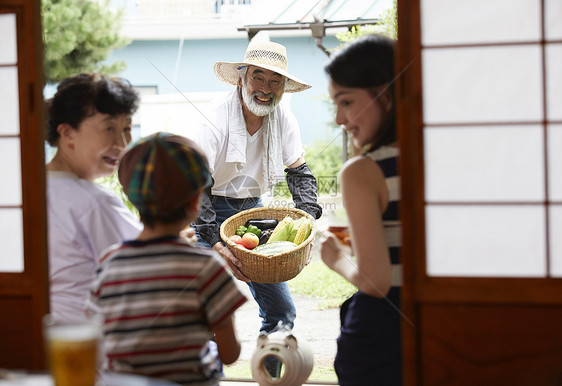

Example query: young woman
[321,35,402,385]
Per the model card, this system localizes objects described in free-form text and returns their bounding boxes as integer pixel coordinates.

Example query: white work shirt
[196,90,304,198]
[47,171,142,322]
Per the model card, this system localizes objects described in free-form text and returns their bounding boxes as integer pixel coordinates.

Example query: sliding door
[397,1,562,384]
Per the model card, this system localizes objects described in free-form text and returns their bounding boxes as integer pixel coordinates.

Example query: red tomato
[229,235,243,245]
[241,232,259,249]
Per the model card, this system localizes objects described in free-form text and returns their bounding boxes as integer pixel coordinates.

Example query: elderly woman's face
[239,66,285,117]
[62,112,132,181]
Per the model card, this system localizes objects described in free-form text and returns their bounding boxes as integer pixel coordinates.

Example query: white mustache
[254,91,275,100]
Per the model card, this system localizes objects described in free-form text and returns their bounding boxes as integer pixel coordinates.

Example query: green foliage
[96,172,139,218]
[223,362,253,380]
[305,138,343,197]
[224,359,337,382]
[272,138,344,198]
[288,261,357,310]
[335,24,378,45]
[309,364,338,382]
[334,0,397,46]
[377,0,398,40]
[322,1,398,157]
[42,0,130,83]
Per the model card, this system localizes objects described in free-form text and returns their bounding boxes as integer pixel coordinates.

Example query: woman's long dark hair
[325,34,396,151]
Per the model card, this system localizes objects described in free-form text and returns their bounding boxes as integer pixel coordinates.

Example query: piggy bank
[251,328,314,386]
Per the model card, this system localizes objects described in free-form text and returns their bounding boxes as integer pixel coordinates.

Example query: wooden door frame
[0,0,48,370]
[396,0,423,383]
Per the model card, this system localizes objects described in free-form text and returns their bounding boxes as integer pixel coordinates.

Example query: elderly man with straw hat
[192,38,322,351]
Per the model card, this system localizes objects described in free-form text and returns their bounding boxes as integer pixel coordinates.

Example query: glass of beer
[327,208,351,247]
[328,225,351,246]
[43,314,101,386]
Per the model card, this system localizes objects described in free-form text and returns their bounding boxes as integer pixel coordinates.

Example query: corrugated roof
[272,0,324,24]
[238,0,394,56]
[323,0,394,21]
[271,0,394,24]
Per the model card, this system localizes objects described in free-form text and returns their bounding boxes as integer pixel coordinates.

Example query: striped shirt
[365,146,401,286]
[89,236,247,386]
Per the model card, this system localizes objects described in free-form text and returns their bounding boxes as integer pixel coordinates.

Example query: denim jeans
[196,195,297,333]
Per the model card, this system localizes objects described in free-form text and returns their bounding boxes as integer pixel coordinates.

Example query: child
[88,132,247,386]
[320,34,402,385]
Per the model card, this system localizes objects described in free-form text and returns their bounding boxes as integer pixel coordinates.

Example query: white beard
[240,79,282,117]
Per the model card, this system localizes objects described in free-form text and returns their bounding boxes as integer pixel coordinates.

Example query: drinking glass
[327,208,351,247]
[43,314,101,386]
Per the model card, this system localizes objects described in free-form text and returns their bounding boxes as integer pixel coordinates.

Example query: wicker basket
[220,207,316,283]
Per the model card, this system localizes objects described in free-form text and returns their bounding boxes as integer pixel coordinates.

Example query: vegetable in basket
[235,225,247,236]
[287,217,306,242]
[245,224,262,237]
[267,217,294,243]
[253,241,297,255]
[245,219,279,230]
[259,229,274,245]
[267,216,312,245]
[241,232,259,249]
[293,219,312,245]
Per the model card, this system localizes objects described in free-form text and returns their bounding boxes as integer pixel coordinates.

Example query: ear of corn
[293,219,312,245]
[287,217,305,242]
[267,216,293,243]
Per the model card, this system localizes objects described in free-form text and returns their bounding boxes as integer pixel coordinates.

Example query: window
[0,13,23,272]
[419,0,561,278]
[398,2,562,383]
[0,5,49,370]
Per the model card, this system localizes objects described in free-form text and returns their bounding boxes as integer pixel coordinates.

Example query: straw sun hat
[214,40,311,93]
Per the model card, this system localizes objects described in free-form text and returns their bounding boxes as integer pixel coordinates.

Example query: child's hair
[118,132,212,227]
[324,34,396,150]
[45,73,139,146]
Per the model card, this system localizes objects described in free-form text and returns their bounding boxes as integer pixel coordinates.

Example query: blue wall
[107,35,341,146]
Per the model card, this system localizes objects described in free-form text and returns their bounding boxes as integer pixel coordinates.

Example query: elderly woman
[45,73,142,322]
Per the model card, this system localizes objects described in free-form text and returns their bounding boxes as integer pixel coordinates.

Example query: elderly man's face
[239,66,285,117]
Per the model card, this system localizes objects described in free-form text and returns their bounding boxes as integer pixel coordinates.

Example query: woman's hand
[213,242,251,282]
[320,231,344,271]
[179,226,198,245]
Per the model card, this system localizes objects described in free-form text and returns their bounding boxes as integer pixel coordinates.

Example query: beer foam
[47,323,99,341]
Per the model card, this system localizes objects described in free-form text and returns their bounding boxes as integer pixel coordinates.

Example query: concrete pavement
[226,275,340,384]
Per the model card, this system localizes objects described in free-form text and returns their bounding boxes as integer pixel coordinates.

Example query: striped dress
[334,146,402,386]
[89,236,247,386]
[365,146,401,276]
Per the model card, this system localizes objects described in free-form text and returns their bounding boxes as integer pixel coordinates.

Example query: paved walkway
[221,381,337,385]
[224,285,340,384]
[233,286,340,365]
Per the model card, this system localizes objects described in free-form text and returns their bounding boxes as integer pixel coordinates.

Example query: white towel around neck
[223,92,284,192]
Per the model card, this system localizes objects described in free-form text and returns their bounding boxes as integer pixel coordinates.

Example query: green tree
[376,0,398,40]
[305,139,344,190]
[42,0,129,83]
[321,1,397,158]
[334,0,397,44]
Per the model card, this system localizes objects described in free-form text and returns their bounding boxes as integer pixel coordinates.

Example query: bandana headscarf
[118,132,212,217]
